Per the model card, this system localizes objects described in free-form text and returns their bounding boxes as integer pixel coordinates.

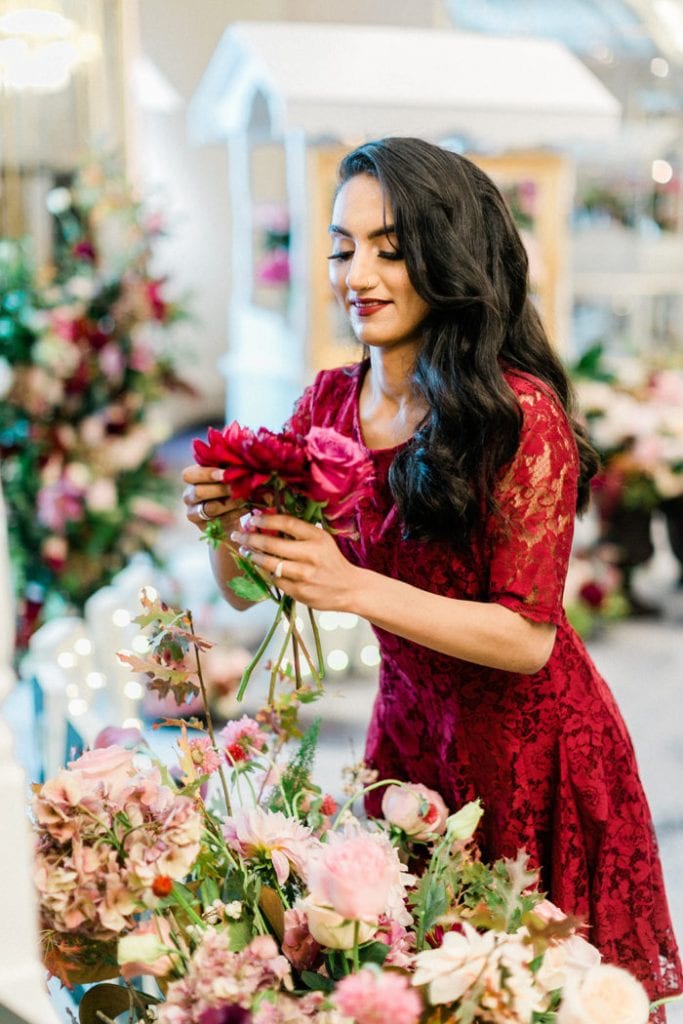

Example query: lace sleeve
[485,387,579,625]
[283,381,317,435]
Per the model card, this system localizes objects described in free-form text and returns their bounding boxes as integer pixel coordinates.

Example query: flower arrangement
[573,347,683,513]
[0,156,193,644]
[32,590,661,1024]
[192,421,374,700]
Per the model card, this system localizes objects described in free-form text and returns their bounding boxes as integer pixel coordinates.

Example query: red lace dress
[289,359,682,1006]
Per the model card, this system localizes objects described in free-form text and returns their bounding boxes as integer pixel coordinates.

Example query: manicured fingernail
[239,513,250,528]
[238,546,251,557]
[229,531,240,542]
[211,469,224,481]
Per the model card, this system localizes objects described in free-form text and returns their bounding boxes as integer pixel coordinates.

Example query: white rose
[117,931,166,967]
[557,964,650,1024]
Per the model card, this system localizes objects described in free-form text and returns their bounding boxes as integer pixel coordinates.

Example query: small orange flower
[152,875,174,898]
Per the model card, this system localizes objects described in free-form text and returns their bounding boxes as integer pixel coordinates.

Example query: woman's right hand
[181,465,244,531]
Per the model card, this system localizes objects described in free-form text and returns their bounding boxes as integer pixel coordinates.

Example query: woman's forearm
[348,567,556,674]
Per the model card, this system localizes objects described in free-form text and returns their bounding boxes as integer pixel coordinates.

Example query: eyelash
[326,251,403,262]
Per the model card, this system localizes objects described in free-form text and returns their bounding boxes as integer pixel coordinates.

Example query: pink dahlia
[223,807,320,885]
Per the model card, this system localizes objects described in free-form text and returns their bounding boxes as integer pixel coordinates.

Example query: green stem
[289,615,321,686]
[352,920,360,973]
[332,778,407,831]
[188,610,232,816]
[308,605,325,681]
[170,883,205,928]
[269,609,295,704]
[237,599,285,701]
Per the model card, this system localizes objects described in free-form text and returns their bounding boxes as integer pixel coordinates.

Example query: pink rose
[306,830,405,922]
[304,427,374,523]
[382,783,449,840]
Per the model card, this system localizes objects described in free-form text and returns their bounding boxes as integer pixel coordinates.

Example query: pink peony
[334,969,422,1024]
[223,807,320,885]
[382,783,449,840]
[306,827,411,924]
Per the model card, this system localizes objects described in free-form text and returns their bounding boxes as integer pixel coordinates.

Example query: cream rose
[556,964,650,1024]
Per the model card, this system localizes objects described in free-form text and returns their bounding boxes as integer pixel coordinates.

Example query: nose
[345,249,376,293]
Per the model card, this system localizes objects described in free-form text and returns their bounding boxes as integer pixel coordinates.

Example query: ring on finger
[274,560,284,579]
[198,503,212,522]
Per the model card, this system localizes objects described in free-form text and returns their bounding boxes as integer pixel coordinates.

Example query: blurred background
[1,2,682,1018]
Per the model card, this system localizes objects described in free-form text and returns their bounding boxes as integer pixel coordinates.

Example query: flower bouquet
[192,421,374,701]
[32,591,662,1024]
[0,155,193,645]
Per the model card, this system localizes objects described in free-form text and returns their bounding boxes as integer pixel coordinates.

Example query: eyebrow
[328,224,397,240]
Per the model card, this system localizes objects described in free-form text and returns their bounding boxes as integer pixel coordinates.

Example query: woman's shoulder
[503,368,567,421]
[288,359,363,433]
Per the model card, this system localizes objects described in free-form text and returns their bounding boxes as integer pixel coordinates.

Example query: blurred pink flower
[94,725,145,750]
[334,969,422,1024]
[256,249,290,286]
[37,477,85,531]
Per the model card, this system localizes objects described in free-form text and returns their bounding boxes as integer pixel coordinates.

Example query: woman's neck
[366,345,417,405]
[359,345,428,449]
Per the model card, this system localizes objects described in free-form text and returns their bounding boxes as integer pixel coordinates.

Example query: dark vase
[602,503,654,569]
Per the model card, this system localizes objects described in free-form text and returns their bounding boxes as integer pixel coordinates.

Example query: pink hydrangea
[334,969,422,1024]
[220,716,268,765]
[158,930,292,1024]
[33,756,203,940]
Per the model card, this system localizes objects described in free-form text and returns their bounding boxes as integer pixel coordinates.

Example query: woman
[183,137,681,1006]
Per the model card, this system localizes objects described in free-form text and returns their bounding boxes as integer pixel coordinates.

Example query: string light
[652,159,673,184]
[86,671,107,689]
[326,649,349,672]
[124,681,143,700]
[57,651,76,668]
[73,637,92,656]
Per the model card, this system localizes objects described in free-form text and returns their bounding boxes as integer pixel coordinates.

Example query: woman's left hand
[229,512,362,611]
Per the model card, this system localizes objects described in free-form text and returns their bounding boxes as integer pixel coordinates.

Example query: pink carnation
[334,969,422,1024]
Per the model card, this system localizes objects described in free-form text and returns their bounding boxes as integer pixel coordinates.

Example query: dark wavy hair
[337,137,599,544]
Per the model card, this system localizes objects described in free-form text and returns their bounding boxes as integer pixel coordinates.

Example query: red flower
[151,874,174,897]
[579,581,605,610]
[193,423,309,501]
[146,279,168,321]
[226,743,248,763]
[320,794,337,816]
[304,426,374,525]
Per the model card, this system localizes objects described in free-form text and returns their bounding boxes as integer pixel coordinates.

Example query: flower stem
[170,882,205,928]
[332,778,407,831]
[352,920,360,973]
[188,610,232,816]
[237,599,285,701]
[308,605,325,682]
[269,608,295,704]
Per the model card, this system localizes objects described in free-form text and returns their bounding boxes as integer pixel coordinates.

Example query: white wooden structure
[188,21,621,427]
[0,481,60,1023]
